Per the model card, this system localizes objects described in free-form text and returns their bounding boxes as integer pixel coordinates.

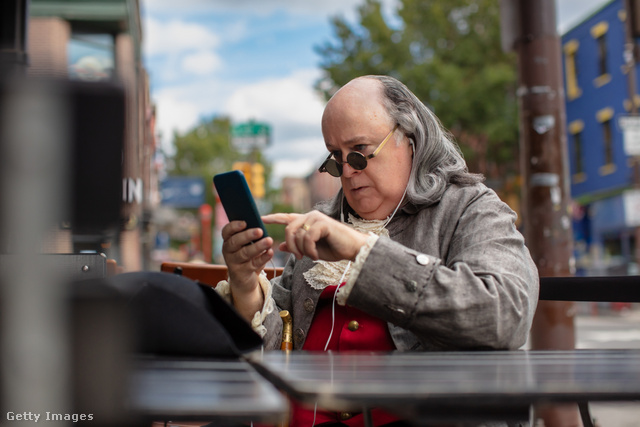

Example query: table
[248,349,640,425]
[130,357,288,425]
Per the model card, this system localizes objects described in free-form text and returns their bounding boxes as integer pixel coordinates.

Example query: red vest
[290,284,399,427]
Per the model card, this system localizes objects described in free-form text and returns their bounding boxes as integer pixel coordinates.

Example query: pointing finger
[262,213,299,225]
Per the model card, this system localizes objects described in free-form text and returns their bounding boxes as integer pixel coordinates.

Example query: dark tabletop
[248,349,640,423]
[130,356,287,424]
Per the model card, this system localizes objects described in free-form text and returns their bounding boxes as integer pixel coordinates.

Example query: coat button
[416,254,430,265]
[303,298,314,313]
[404,280,417,292]
[347,320,359,331]
[340,412,353,420]
[293,328,305,345]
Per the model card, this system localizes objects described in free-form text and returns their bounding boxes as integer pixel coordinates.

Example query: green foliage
[264,202,296,244]
[168,116,274,209]
[315,0,520,180]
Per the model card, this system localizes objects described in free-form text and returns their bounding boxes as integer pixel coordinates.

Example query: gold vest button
[347,320,359,331]
[340,412,353,420]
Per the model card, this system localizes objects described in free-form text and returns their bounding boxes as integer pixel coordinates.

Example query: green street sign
[231,121,271,151]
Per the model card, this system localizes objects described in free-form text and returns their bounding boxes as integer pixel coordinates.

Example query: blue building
[562,0,640,275]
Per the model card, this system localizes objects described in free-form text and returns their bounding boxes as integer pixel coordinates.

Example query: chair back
[160,261,283,288]
[539,275,640,302]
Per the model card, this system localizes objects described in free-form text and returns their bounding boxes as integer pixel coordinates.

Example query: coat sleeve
[345,191,539,350]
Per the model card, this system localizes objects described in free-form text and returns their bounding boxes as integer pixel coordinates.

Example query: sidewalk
[576,308,640,427]
[589,402,640,427]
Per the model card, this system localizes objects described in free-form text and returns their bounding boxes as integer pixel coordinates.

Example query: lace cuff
[336,233,379,306]
[215,271,275,338]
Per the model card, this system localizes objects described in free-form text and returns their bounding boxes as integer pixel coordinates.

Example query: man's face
[321,78,413,220]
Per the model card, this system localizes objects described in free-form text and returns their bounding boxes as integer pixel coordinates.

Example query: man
[218,75,538,426]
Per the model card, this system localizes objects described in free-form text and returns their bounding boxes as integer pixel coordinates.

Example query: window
[596,107,616,175]
[564,40,581,100]
[597,34,608,77]
[603,119,613,165]
[591,22,611,87]
[574,132,584,173]
[68,33,115,82]
[569,120,586,183]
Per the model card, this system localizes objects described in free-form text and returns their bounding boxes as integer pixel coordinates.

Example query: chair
[160,261,283,288]
[538,275,640,427]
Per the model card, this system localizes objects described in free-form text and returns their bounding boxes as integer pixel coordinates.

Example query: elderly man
[218,75,539,426]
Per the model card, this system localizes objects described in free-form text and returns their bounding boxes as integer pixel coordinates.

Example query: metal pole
[514,0,582,425]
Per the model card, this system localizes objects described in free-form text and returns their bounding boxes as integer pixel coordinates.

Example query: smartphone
[213,170,268,240]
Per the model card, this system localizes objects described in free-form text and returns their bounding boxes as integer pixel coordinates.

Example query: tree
[315,0,520,182]
[169,116,236,208]
[169,116,276,207]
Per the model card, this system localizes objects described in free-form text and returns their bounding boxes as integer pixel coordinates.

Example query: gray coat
[262,183,539,351]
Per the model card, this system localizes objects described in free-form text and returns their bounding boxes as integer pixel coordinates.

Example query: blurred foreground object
[0,77,131,425]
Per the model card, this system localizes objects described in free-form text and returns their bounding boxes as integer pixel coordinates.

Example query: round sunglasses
[318,124,399,177]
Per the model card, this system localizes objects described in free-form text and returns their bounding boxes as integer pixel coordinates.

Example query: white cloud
[223,70,329,179]
[265,135,328,181]
[181,51,222,75]
[225,69,325,126]
[153,90,202,153]
[151,64,330,180]
[272,158,317,180]
[144,17,220,56]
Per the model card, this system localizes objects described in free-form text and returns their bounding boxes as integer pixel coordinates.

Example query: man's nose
[341,160,359,177]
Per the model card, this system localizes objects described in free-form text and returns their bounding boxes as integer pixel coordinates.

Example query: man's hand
[221,220,274,320]
[262,211,368,262]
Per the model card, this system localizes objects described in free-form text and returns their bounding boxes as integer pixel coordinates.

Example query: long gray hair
[368,75,484,207]
[318,75,484,218]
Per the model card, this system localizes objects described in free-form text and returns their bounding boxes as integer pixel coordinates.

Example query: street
[576,309,640,350]
[572,307,640,427]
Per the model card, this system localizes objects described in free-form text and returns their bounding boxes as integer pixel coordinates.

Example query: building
[307,170,342,208]
[562,0,640,275]
[281,177,312,213]
[26,0,159,271]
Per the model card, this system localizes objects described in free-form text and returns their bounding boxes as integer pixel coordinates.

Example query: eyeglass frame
[318,124,400,177]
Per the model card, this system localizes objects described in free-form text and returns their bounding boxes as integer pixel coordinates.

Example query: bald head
[321,77,393,133]
[319,76,413,220]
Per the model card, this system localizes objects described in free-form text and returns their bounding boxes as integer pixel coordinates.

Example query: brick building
[27,0,159,271]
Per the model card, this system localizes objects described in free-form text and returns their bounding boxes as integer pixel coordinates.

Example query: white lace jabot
[303,213,389,291]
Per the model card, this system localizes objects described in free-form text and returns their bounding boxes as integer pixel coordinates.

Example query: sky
[140,0,611,185]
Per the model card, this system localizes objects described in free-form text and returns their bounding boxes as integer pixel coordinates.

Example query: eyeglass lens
[321,152,369,177]
[320,124,398,177]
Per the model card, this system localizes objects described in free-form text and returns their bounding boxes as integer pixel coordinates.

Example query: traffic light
[250,162,265,199]
[232,161,264,198]
[232,162,252,189]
